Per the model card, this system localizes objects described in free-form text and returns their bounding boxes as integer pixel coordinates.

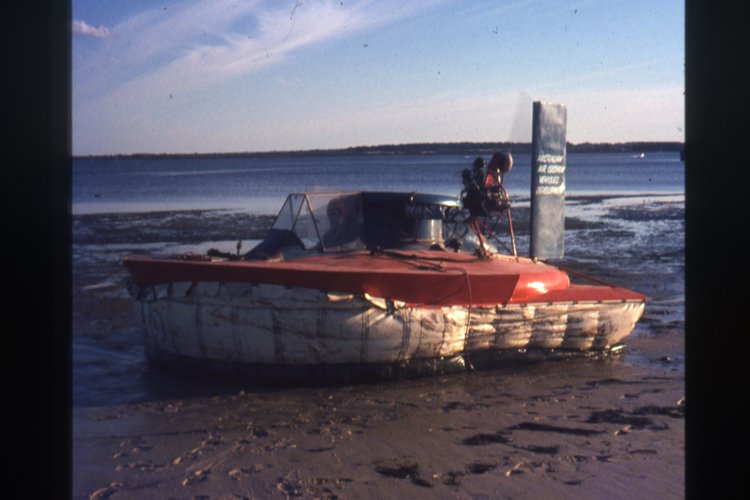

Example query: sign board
[530,101,567,259]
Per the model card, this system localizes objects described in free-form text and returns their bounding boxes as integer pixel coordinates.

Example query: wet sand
[73,356,684,499]
[72,208,684,499]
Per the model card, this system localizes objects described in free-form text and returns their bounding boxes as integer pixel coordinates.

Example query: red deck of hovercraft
[124,250,645,307]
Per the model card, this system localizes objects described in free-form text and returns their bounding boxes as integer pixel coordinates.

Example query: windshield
[270,192,365,252]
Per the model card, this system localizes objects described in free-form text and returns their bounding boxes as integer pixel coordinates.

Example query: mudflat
[73,351,684,499]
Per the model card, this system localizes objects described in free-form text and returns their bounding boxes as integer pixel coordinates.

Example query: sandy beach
[71,206,684,499]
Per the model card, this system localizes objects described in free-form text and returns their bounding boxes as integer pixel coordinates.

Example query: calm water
[72,152,683,215]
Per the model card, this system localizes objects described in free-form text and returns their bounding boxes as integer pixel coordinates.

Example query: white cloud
[73,0,448,153]
[77,1,439,99]
[72,19,111,38]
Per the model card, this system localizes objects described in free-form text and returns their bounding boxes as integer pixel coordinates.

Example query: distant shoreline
[74,141,684,160]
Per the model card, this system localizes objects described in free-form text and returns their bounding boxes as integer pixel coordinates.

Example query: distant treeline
[80,141,684,160]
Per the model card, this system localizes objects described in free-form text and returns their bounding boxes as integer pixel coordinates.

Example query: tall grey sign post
[530,101,567,259]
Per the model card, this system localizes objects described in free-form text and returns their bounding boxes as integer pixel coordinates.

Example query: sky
[72,0,684,155]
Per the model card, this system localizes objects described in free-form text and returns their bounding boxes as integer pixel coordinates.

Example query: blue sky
[72,0,684,155]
